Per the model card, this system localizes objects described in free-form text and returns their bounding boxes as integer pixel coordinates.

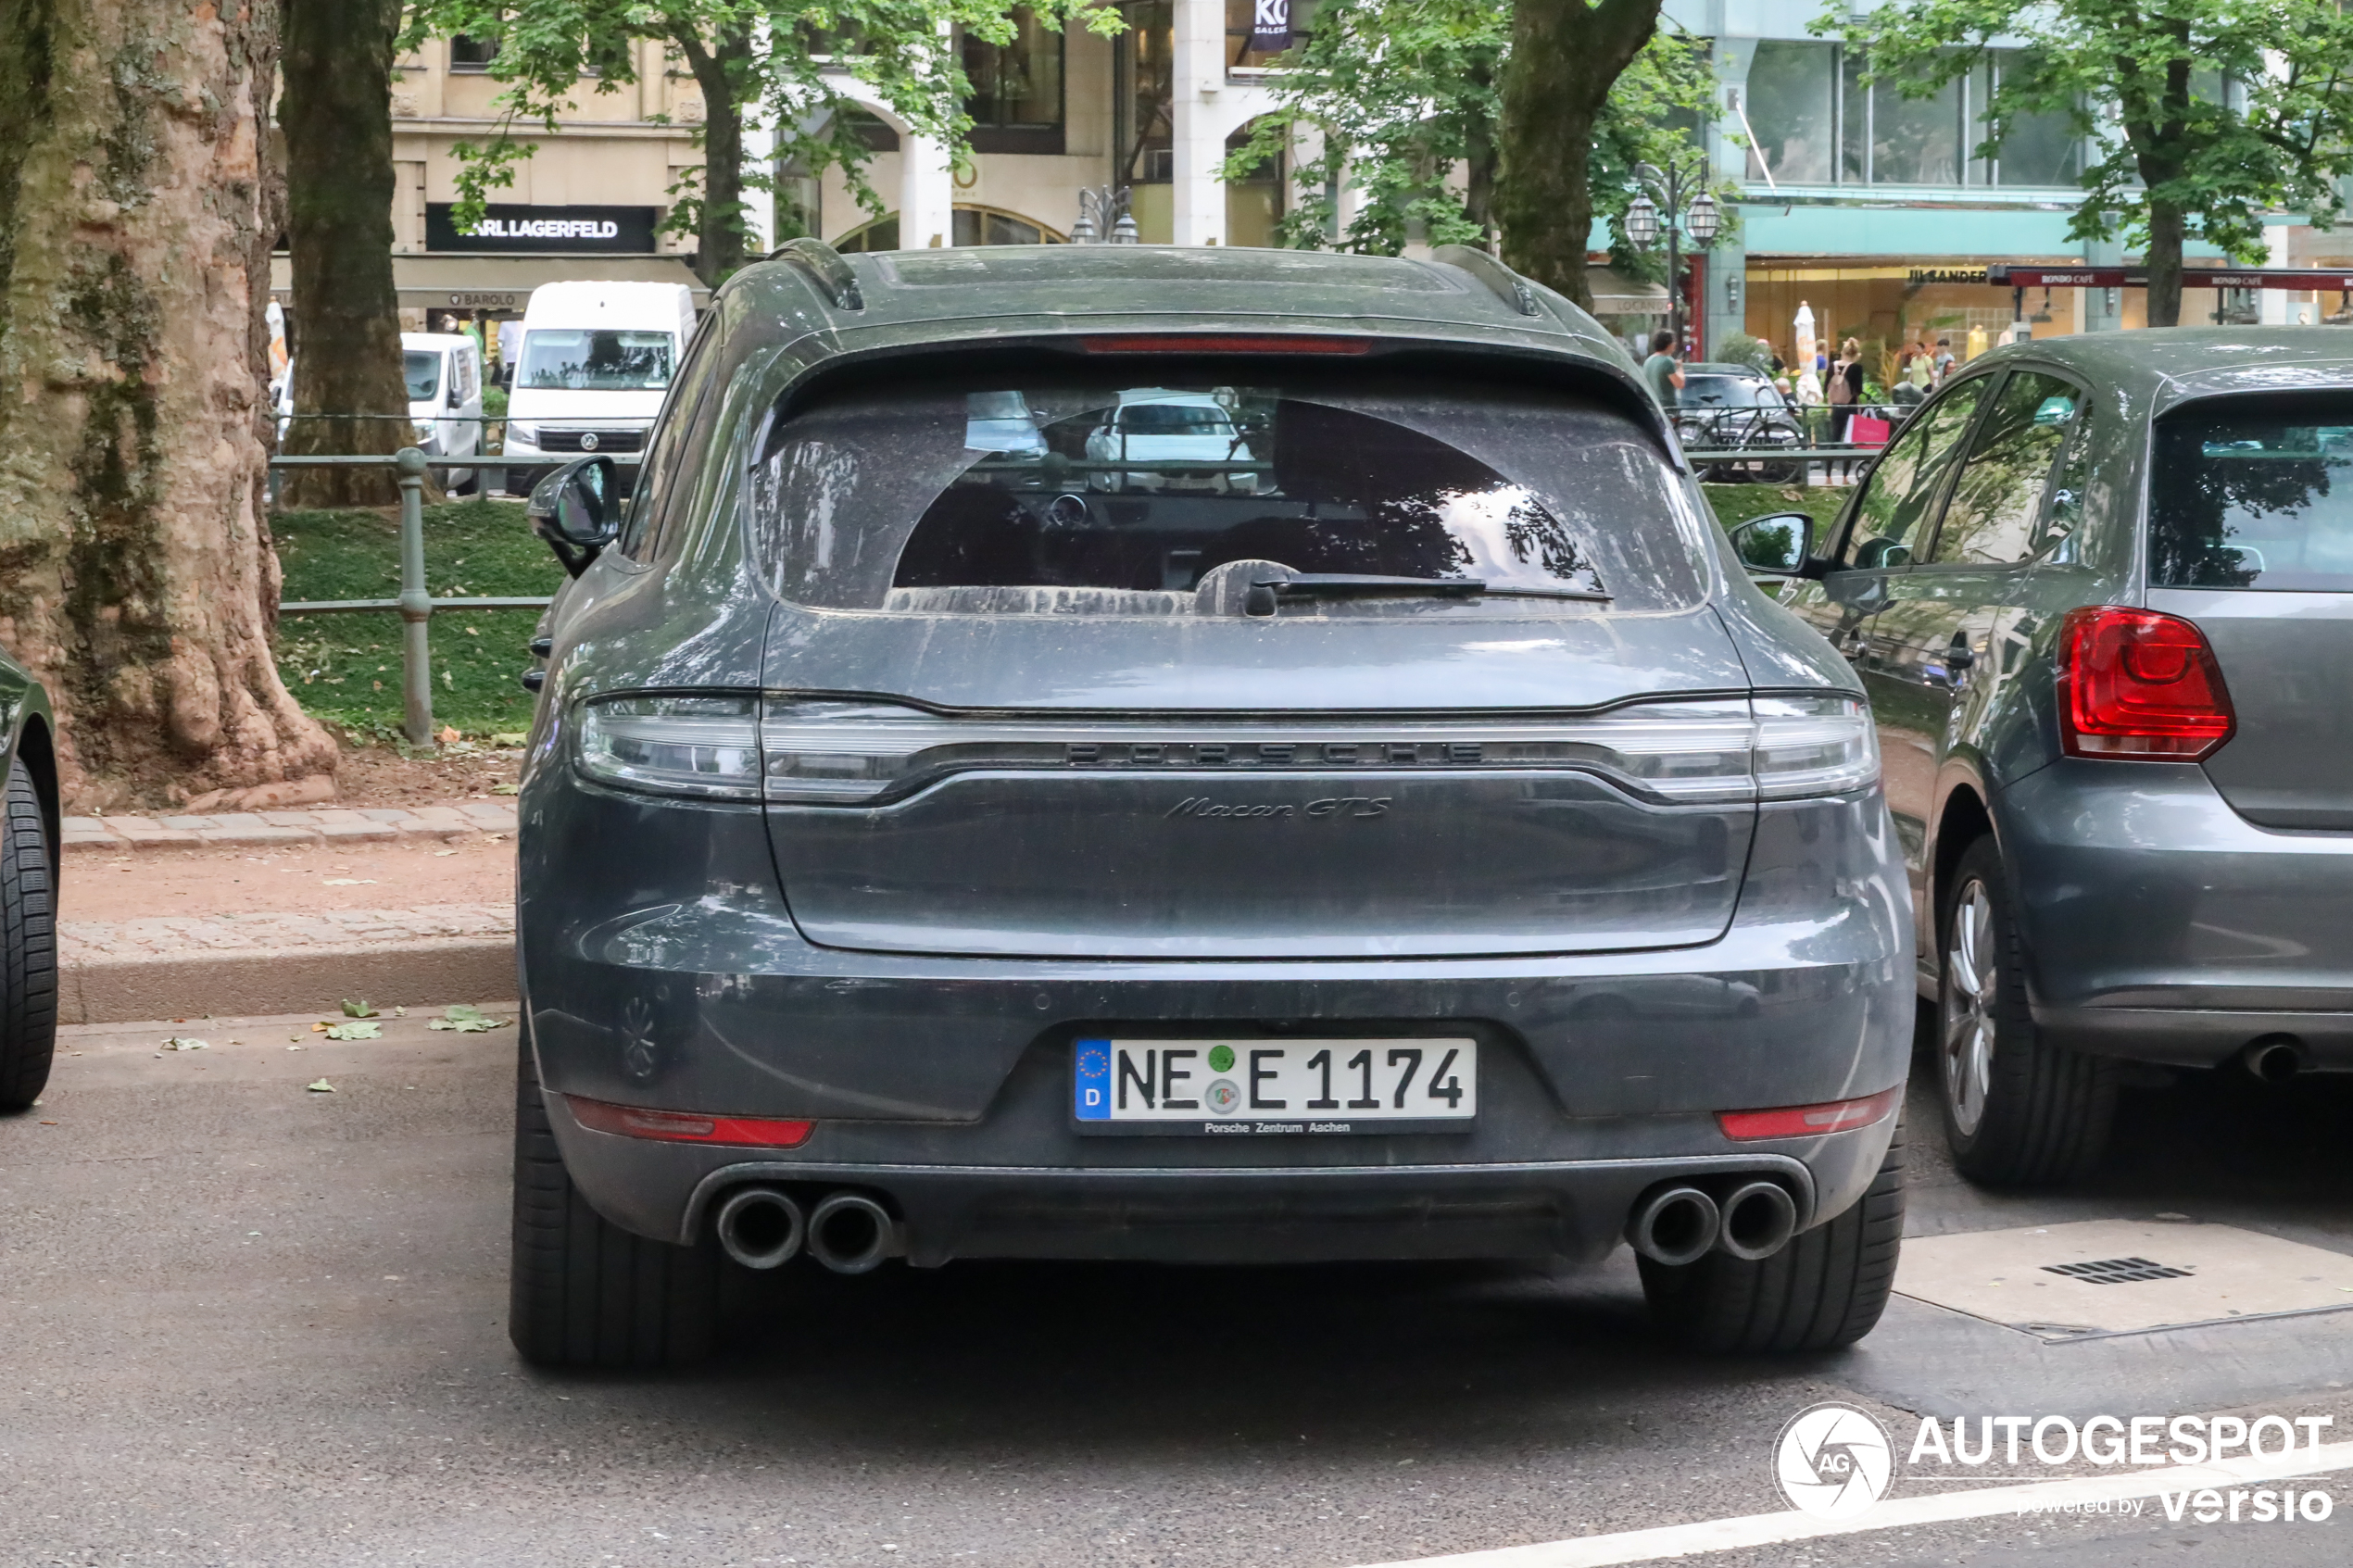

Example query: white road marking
[1357,1439,2353,1568]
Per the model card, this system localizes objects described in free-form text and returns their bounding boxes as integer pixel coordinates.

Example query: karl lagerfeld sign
[425,203,659,254]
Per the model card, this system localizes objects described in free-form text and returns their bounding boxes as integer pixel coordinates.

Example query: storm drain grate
[2041,1256,2196,1286]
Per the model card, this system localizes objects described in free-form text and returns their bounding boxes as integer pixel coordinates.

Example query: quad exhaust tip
[1627,1185,1719,1267]
[1715,1180,1800,1261]
[714,1186,805,1270]
[807,1192,902,1274]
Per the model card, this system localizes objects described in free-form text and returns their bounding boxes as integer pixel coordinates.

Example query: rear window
[519,329,674,391]
[2150,395,2353,590]
[749,375,1707,616]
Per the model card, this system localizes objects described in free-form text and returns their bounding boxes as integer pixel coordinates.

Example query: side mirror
[529,457,619,577]
[447,380,464,409]
[1728,511,1818,577]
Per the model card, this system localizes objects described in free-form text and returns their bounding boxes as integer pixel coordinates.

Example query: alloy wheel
[1942,880,1996,1136]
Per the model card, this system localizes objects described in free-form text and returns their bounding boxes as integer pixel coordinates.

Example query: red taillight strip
[567,1095,814,1148]
[1718,1086,1901,1142]
[1080,333,1372,355]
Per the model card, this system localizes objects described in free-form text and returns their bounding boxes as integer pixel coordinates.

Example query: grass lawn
[268,487,1851,738]
[272,499,560,741]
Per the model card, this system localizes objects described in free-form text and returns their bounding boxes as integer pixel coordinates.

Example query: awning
[269,252,710,312]
[1588,265,1669,316]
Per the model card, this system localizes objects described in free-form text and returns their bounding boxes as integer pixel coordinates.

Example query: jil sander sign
[425,204,659,254]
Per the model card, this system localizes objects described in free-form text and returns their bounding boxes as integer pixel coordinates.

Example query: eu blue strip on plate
[1074,1038,1113,1121]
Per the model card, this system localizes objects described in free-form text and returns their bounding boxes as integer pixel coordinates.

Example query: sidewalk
[57,800,520,1023]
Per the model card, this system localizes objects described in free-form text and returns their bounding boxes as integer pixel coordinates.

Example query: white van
[499,281,698,495]
[272,331,486,492]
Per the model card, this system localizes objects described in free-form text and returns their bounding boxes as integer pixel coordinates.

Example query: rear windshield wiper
[1246,573,1611,614]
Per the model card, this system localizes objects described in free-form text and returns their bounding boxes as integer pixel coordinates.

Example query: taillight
[2057,607,2234,760]
[567,1096,813,1148]
[577,695,762,798]
[1718,1087,1901,1141]
[1080,334,1371,355]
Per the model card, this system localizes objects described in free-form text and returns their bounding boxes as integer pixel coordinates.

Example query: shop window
[448,32,499,71]
[965,8,1064,154]
[1840,50,1869,183]
[832,204,1067,253]
[1226,122,1283,247]
[1118,1,1175,186]
[1872,66,1963,184]
[1745,43,1836,184]
[841,108,900,152]
[1988,52,2081,186]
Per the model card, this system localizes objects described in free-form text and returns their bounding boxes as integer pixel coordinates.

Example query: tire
[509,1035,723,1368]
[0,762,58,1112]
[1935,835,2116,1185]
[1640,1119,1906,1353]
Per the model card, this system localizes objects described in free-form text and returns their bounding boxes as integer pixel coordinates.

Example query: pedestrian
[1830,338,1865,481]
[1932,336,1956,383]
[1642,327,1684,410]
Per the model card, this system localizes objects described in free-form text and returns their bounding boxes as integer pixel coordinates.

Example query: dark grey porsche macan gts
[510,240,1913,1367]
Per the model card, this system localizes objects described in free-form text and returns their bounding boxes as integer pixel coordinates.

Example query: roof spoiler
[768,237,865,312]
[1429,245,1541,318]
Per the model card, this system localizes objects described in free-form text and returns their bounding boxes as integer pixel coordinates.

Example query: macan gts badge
[508,240,1912,1370]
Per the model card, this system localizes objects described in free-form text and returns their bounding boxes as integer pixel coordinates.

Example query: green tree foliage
[1831,0,2353,326]
[409,1,1119,285]
[1224,1,1724,285]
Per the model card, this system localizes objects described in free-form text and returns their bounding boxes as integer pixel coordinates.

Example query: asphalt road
[6,1008,2353,1568]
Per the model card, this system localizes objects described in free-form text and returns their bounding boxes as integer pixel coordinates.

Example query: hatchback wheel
[0,763,58,1112]
[509,1035,724,1368]
[1936,836,2114,1185]
[1639,1118,1906,1353]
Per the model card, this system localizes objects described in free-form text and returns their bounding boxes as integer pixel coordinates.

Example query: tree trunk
[0,0,337,809]
[1496,0,1661,309]
[682,21,753,288]
[2145,196,2185,329]
[281,0,410,507]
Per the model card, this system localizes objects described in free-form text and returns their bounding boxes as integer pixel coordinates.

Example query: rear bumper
[2001,759,2353,1066]
[518,776,1913,1261]
[542,1091,1899,1267]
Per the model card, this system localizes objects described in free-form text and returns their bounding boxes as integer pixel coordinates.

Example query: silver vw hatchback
[510,242,1912,1367]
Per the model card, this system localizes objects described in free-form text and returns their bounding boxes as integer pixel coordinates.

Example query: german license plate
[1073,1037,1478,1135]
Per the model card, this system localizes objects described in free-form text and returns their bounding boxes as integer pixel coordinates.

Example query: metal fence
[1675,401,1909,485]
[267,448,583,746]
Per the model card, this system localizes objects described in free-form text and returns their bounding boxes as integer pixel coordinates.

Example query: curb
[57,903,517,1025]
[60,937,518,1026]
[64,940,520,1024]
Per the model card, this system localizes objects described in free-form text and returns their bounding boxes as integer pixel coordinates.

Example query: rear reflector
[2057,606,2235,760]
[1718,1086,1901,1141]
[567,1095,814,1148]
[1081,334,1371,355]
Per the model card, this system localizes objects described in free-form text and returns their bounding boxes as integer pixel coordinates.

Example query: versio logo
[1776,1403,1894,1520]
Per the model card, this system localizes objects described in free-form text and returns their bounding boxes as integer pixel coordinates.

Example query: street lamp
[1627,158,1717,351]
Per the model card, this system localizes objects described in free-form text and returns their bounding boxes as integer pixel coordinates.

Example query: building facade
[319,0,2348,368]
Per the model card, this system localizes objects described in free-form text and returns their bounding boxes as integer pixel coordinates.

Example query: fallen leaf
[38,1121,57,1126]
[394,1006,408,1018]
[306,1079,335,1093]
[491,783,520,796]
[310,1022,328,1033]
[434,849,459,857]
[437,725,461,745]
[323,1020,383,1041]
[428,1003,510,1034]
[160,1036,209,1051]
[322,877,377,886]
[340,999,379,1019]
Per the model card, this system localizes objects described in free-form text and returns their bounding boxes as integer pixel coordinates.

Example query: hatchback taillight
[2057,607,2234,760]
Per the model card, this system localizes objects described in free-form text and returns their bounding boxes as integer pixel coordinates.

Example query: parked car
[1672,362,1806,483]
[500,280,698,497]
[1749,328,2353,1186]
[272,332,486,493]
[1082,389,1260,493]
[0,651,58,1113]
[509,239,1911,1368]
